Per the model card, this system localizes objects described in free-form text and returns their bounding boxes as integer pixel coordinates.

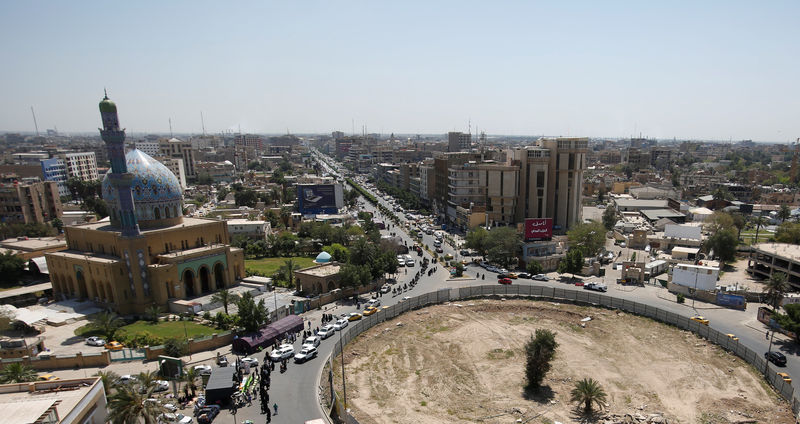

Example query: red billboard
[524,218,553,241]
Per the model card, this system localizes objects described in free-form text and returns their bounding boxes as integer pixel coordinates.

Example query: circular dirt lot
[331,299,794,423]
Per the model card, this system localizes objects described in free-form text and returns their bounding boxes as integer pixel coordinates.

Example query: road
[222,150,800,423]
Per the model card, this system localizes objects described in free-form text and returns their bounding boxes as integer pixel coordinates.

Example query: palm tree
[107,383,162,424]
[764,272,789,311]
[570,378,607,414]
[145,305,160,323]
[95,370,120,396]
[211,289,239,315]
[182,366,199,398]
[91,311,124,341]
[778,204,792,223]
[283,258,301,291]
[136,371,158,394]
[0,363,37,383]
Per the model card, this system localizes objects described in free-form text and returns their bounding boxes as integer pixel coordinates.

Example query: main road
[230,152,799,423]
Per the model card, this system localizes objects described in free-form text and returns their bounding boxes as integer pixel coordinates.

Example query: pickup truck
[584,282,608,292]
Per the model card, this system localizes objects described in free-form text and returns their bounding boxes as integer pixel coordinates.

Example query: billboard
[297,183,343,214]
[524,218,553,241]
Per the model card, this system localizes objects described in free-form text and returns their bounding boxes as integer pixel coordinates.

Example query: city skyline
[2,1,799,142]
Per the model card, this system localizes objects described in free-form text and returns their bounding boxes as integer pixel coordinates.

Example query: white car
[240,357,259,367]
[333,318,349,330]
[367,298,381,307]
[163,404,178,413]
[303,336,321,348]
[193,365,212,376]
[380,285,391,294]
[153,380,169,392]
[116,374,137,385]
[317,325,336,339]
[397,257,406,266]
[158,413,193,424]
[405,257,415,267]
[294,346,318,363]
[269,345,294,362]
[86,336,105,346]
[533,274,549,281]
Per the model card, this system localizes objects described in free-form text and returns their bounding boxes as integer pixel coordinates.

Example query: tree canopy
[567,222,606,256]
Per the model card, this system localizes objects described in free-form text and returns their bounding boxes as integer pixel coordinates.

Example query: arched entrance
[199,267,211,294]
[76,271,88,299]
[327,281,336,292]
[315,282,323,295]
[213,263,225,290]
[183,269,196,297]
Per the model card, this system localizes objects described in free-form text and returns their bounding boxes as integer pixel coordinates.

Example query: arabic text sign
[524,218,553,241]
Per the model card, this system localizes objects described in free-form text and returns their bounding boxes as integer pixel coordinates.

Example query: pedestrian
[315,326,319,334]
[273,403,278,415]
[308,321,312,329]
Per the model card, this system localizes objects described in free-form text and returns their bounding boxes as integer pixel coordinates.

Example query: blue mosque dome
[315,251,332,263]
[102,149,184,228]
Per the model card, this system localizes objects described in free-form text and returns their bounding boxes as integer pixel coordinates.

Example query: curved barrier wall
[321,285,800,422]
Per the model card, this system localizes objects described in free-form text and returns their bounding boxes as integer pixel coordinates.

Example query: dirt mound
[331,299,794,423]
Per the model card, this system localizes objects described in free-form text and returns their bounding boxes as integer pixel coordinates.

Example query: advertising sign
[715,292,747,310]
[524,218,553,241]
[297,183,343,214]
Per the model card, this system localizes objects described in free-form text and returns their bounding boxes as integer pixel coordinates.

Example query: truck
[584,282,608,292]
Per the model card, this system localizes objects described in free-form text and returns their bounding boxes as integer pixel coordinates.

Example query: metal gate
[110,348,146,362]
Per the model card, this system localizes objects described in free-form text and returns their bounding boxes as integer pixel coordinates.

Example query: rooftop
[0,237,66,252]
[614,199,668,209]
[754,243,800,260]
[226,219,267,225]
[70,217,220,234]
[46,250,119,264]
[0,378,102,424]
[296,263,341,277]
[641,209,685,221]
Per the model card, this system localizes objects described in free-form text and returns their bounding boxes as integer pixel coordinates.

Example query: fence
[321,284,800,423]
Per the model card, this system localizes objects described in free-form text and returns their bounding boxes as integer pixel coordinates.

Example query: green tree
[0,362,37,383]
[216,186,229,202]
[775,222,800,244]
[778,204,792,223]
[601,205,617,231]
[107,383,162,424]
[774,304,800,343]
[466,227,489,256]
[712,186,734,202]
[323,243,350,263]
[163,338,188,358]
[526,261,543,275]
[235,292,268,333]
[558,248,585,281]
[196,174,214,185]
[235,189,259,208]
[339,263,371,289]
[567,222,606,256]
[182,366,199,397]
[524,329,558,391]
[281,258,301,291]
[454,262,464,277]
[91,311,124,341]
[95,370,120,396]
[51,218,63,233]
[485,227,521,268]
[705,228,738,263]
[211,289,239,315]
[764,272,789,312]
[570,378,608,414]
[0,251,25,287]
[145,305,160,323]
[707,211,735,236]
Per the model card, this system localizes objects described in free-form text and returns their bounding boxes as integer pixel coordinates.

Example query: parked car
[766,351,787,366]
[584,282,607,292]
[690,316,709,326]
[193,365,212,376]
[517,273,531,279]
[507,273,518,279]
[294,346,318,363]
[86,336,105,346]
[216,355,228,367]
[38,374,59,381]
[303,336,321,348]
[532,274,549,281]
[397,257,406,266]
[116,374,137,385]
[196,405,220,424]
[726,334,739,342]
[348,312,362,321]
[496,274,508,279]
[334,318,349,330]
[498,278,512,285]
[778,372,792,384]
[318,325,336,339]
[405,258,415,267]
[152,380,169,392]
[240,357,259,367]
[269,345,295,362]
[105,341,124,351]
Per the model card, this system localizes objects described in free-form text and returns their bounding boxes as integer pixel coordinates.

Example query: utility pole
[691,266,700,310]
[338,327,347,408]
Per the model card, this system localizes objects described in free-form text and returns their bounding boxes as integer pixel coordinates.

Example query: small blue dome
[315,251,332,263]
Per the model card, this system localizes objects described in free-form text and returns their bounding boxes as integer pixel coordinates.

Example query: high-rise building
[159,137,197,178]
[448,132,471,152]
[0,181,62,224]
[509,146,552,223]
[63,152,99,181]
[542,137,588,232]
[41,157,69,197]
[135,141,160,157]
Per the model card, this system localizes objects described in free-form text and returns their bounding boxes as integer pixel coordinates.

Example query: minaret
[99,91,140,236]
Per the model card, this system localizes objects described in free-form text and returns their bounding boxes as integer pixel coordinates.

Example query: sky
[1,1,799,141]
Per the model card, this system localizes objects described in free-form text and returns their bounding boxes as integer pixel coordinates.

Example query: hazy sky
[1,1,799,141]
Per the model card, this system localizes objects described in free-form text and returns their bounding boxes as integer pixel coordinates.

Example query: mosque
[44,94,244,315]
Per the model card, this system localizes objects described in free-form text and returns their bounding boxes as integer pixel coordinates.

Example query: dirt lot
[331,299,794,424]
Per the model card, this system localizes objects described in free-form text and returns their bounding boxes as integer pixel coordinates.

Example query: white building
[135,141,160,157]
[670,263,719,291]
[157,157,187,188]
[63,152,99,181]
[0,377,107,424]
[227,219,271,241]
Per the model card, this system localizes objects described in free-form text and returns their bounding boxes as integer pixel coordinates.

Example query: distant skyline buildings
[2,2,799,142]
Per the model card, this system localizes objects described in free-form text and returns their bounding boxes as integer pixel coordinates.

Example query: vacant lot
[332,299,794,424]
[245,256,315,276]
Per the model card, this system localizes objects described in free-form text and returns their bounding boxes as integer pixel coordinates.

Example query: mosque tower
[99,91,141,236]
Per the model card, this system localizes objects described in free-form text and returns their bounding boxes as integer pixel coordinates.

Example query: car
[380,285,391,294]
[348,312,362,321]
[401,296,411,302]
[517,273,531,279]
[269,345,295,362]
[584,282,608,292]
[193,365,212,376]
[294,346,318,363]
[303,336,321,348]
[533,274,549,281]
[153,380,169,392]
[433,240,442,247]
[159,412,194,424]
[367,298,381,307]
[116,374,137,385]
[216,355,228,367]
[597,204,606,209]
[86,336,105,346]
[363,306,378,316]
[726,333,739,342]
[334,318,349,330]
[690,315,709,326]
[105,341,124,351]
[486,266,499,273]
[498,268,509,274]
[318,324,336,339]
[507,273,518,279]
[496,273,507,279]
[499,278,512,285]
[163,403,178,413]
[778,372,792,384]
[766,351,787,366]
[397,257,406,266]
[196,405,220,424]
[38,374,59,381]
[435,247,444,253]
[405,258,415,267]
[240,357,259,367]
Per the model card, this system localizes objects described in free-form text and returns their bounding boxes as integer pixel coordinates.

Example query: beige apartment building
[0,181,62,224]
[63,152,99,181]
[159,137,197,178]
[543,137,587,232]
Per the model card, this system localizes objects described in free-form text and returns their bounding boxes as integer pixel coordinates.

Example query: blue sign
[716,292,746,310]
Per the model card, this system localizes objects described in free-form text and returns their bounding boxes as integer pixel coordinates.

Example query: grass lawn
[245,256,316,276]
[75,320,217,339]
